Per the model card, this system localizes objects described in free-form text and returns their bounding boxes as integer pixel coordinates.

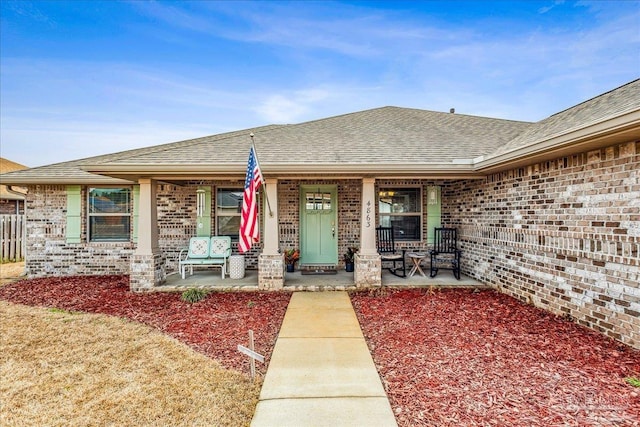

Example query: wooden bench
[376,226,406,278]
[429,227,461,280]
[179,236,231,279]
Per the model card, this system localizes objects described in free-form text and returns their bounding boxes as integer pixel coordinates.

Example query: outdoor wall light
[428,187,438,205]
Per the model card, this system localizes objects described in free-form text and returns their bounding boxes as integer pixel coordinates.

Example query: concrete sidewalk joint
[251,291,398,427]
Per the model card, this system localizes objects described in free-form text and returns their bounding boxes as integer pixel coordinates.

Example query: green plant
[284,249,300,265]
[181,288,210,303]
[625,376,640,387]
[343,247,358,263]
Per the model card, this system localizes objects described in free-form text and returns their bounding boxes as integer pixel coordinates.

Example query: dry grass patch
[0,301,260,427]
[0,262,25,285]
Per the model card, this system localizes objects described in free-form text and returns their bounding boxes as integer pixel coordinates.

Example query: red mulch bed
[350,288,640,427]
[0,275,290,376]
[3,278,639,425]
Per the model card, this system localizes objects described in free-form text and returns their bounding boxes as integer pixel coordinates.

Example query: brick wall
[23,182,262,277]
[0,199,24,215]
[23,179,443,276]
[23,180,366,276]
[159,181,263,271]
[156,182,197,271]
[24,185,135,277]
[444,141,640,348]
[279,179,447,262]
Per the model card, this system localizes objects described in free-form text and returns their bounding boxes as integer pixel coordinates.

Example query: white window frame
[87,187,132,242]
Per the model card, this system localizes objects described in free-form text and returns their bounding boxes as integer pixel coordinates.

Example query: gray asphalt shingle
[488,79,640,158]
[1,79,637,184]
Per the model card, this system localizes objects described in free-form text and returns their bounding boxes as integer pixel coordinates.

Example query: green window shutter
[196,186,212,237]
[132,185,140,243]
[426,186,442,245]
[66,185,82,243]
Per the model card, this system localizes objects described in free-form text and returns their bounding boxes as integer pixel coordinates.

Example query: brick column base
[354,253,381,288]
[130,253,166,292]
[258,254,285,290]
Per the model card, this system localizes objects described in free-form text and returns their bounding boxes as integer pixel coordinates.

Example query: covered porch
[157,267,486,292]
[129,172,481,292]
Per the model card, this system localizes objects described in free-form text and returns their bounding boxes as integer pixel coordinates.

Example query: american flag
[239,146,264,253]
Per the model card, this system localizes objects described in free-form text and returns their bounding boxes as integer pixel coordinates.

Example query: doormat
[300,269,338,275]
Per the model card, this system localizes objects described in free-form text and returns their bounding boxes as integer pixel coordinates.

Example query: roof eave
[0,193,26,200]
[0,176,135,185]
[474,109,640,173]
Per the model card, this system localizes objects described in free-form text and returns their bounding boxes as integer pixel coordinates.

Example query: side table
[408,252,428,278]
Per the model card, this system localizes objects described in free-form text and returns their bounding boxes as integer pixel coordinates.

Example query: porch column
[130,178,165,291]
[259,178,284,290]
[355,177,381,287]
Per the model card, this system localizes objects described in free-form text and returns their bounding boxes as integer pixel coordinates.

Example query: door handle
[332,227,335,238]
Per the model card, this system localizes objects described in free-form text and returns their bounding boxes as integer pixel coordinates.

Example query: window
[305,191,332,211]
[88,188,131,242]
[216,188,243,240]
[378,188,421,240]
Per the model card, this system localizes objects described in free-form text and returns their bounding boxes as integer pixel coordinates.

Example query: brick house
[2,79,639,348]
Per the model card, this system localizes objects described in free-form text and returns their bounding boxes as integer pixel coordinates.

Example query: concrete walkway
[251,292,398,427]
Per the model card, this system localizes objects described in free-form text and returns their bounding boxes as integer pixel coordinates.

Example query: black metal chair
[376,226,406,278]
[429,227,462,280]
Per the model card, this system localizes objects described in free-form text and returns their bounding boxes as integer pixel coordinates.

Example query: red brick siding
[0,199,24,215]
[444,141,640,348]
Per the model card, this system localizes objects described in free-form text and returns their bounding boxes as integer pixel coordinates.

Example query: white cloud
[254,95,302,123]
[254,88,332,123]
[538,1,566,14]
[131,1,452,58]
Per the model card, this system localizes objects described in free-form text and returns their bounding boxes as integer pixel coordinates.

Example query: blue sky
[1,0,638,167]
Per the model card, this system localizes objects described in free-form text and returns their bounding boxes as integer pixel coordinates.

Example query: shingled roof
[0,125,281,184]
[2,79,638,184]
[485,79,640,161]
[0,157,28,200]
[76,107,533,180]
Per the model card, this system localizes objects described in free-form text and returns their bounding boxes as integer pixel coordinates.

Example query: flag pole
[250,133,274,217]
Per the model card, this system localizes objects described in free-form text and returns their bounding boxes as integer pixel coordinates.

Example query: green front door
[300,185,338,265]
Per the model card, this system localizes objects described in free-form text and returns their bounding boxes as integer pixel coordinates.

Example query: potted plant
[284,248,300,272]
[343,246,358,272]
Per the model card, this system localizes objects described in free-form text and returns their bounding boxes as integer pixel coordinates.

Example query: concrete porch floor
[158,266,486,291]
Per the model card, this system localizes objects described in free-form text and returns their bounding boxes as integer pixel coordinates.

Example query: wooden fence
[1,215,25,262]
